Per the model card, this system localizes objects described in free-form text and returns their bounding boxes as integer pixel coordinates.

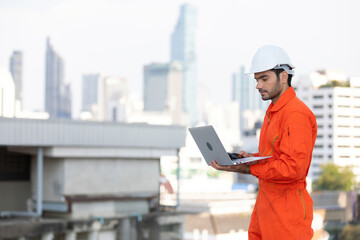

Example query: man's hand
[238,151,254,158]
[209,151,254,174]
[210,160,251,174]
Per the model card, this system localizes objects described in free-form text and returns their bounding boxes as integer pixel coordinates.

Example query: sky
[1,0,359,117]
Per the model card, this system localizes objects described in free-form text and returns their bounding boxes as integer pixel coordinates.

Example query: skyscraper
[0,68,15,117]
[233,66,268,136]
[143,62,183,113]
[239,66,268,112]
[9,51,23,106]
[171,4,197,125]
[82,74,100,112]
[45,37,71,119]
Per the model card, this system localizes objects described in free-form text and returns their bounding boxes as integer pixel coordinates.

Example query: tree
[319,80,350,88]
[313,163,356,191]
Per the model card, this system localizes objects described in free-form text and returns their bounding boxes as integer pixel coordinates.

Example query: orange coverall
[249,87,317,240]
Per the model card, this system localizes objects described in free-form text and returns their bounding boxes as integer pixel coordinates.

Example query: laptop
[189,125,272,166]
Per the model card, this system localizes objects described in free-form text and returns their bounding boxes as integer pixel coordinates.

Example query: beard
[258,81,282,101]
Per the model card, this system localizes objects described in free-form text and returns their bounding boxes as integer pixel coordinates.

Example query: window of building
[313,95,324,99]
[337,145,350,148]
[0,147,30,181]
[337,105,351,108]
[328,134,332,138]
[317,135,323,138]
[316,115,324,119]
[338,125,350,128]
[328,144,332,149]
[314,145,323,149]
[328,104,332,109]
[313,105,324,109]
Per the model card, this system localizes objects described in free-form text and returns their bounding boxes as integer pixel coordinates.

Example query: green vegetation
[319,80,350,88]
[207,169,221,178]
[339,224,360,240]
[325,224,345,240]
[313,163,356,191]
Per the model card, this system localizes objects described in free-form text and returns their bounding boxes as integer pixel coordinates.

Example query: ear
[281,71,288,85]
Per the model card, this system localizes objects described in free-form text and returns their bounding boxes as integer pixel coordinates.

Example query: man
[210,45,317,240]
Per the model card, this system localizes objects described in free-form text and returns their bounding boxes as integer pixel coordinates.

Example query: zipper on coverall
[299,189,307,220]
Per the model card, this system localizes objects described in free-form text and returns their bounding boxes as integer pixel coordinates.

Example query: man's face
[254,70,288,104]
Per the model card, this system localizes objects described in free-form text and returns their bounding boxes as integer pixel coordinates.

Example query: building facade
[45,37,71,119]
[82,74,100,112]
[143,62,187,125]
[295,73,360,181]
[171,4,197,125]
[97,76,128,122]
[144,62,182,112]
[0,118,186,239]
[0,68,15,118]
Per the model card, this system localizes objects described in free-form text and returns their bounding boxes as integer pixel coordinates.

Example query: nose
[256,81,262,89]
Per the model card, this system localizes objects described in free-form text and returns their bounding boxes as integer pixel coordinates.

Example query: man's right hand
[238,151,255,158]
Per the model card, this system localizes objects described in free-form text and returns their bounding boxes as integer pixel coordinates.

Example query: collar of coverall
[267,86,296,113]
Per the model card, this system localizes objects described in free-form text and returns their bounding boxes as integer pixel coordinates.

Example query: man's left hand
[210,160,251,174]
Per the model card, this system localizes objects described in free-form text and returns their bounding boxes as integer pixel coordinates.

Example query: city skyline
[0,0,360,118]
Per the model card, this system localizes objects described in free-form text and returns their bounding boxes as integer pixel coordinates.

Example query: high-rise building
[295,72,360,181]
[232,73,240,102]
[171,4,197,125]
[61,83,72,119]
[45,37,71,119]
[9,51,23,106]
[143,62,183,113]
[82,74,100,112]
[97,76,128,122]
[238,66,268,113]
[233,65,268,136]
[0,68,15,117]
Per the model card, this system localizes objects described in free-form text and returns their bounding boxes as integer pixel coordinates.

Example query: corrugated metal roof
[0,118,186,148]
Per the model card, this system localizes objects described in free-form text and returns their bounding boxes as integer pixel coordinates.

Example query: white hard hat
[247,45,295,76]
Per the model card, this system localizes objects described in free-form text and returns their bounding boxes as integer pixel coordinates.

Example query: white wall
[64,158,159,195]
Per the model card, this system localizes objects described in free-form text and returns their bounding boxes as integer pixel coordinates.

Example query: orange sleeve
[250,112,314,183]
